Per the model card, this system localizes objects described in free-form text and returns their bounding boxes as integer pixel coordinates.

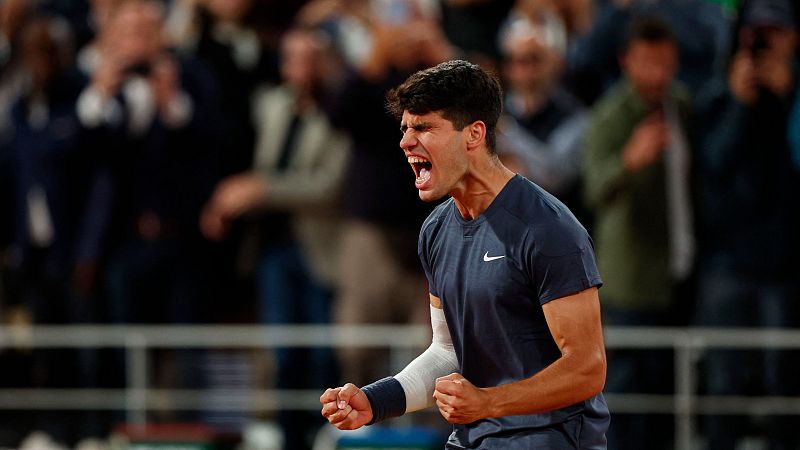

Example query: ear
[464,120,487,151]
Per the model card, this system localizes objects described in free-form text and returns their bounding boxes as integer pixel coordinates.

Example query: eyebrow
[400,121,433,133]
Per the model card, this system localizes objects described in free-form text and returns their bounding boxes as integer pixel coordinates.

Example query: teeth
[408,156,429,164]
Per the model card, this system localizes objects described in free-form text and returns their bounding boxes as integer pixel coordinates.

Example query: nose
[399,129,417,151]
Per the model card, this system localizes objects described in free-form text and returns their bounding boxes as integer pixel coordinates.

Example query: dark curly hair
[386,60,503,153]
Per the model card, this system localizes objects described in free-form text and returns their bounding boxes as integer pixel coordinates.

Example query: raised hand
[621,111,668,173]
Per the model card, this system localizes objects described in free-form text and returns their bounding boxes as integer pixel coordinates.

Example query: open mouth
[408,156,432,186]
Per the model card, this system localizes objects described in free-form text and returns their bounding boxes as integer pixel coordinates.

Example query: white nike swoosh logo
[483,251,506,262]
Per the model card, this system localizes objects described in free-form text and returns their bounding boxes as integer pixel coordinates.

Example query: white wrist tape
[395,305,459,413]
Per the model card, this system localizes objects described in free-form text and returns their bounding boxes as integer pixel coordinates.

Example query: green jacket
[584,80,692,311]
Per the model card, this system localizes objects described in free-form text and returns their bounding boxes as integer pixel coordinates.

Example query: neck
[452,154,515,221]
[290,86,316,113]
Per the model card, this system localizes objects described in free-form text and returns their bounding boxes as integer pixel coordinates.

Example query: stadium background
[1,0,799,449]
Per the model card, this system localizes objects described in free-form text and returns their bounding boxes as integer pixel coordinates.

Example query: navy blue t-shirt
[418,175,609,449]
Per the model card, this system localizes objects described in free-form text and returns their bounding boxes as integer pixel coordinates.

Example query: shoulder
[420,198,454,238]
[500,176,571,218]
[418,198,454,265]
[588,83,642,139]
[590,81,635,119]
[503,177,592,254]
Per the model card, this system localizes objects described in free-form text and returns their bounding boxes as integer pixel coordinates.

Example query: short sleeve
[530,221,603,305]
[418,221,438,297]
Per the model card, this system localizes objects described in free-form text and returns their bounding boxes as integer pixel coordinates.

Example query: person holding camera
[584,15,694,450]
[75,0,225,406]
[693,1,800,448]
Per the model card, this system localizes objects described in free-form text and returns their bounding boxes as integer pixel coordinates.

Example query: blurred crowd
[0,0,799,449]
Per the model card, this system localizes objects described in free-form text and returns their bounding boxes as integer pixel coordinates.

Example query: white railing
[2,325,800,450]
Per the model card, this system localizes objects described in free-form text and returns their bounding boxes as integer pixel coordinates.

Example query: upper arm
[429,294,442,309]
[542,287,605,363]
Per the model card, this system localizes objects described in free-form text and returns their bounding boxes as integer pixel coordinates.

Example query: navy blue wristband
[361,376,406,425]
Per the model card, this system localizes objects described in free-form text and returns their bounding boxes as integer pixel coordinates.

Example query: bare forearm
[433,289,606,424]
[485,351,605,418]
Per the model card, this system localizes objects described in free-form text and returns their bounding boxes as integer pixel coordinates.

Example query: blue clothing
[9,71,111,273]
[418,175,608,449]
[103,56,224,325]
[695,69,800,449]
[696,78,800,277]
[5,70,113,443]
[256,241,337,387]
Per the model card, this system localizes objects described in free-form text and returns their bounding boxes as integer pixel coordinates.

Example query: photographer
[78,0,200,136]
[76,0,225,405]
[727,4,795,107]
[693,0,800,448]
[584,16,693,450]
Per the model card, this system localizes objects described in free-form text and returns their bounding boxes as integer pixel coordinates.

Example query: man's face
[621,40,678,104]
[280,32,318,93]
[400,110,470,202]
[107,2,163,66]
[504,34,559,95]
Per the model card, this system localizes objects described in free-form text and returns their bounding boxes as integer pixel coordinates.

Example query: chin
[418,189,444,203]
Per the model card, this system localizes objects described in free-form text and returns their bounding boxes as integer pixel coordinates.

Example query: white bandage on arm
[395,305,459,413]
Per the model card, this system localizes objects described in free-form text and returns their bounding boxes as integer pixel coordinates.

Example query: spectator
[561,0,731,105]
[5,14,113,446]
[0,0,31,283]
[496,14,591,224]
[501,0,617,106]
[636,0,732,95]
[166,0,281,319]
[74,0,126,77]
[694,0,800,448]
[320,8,455,387]
[201,27,350,450]
[75,0,224,406]
[0,1,33,445]
[583,16,695,450]
[168,0,279,175]
[297,0,442,71]
[77,0,223,323]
